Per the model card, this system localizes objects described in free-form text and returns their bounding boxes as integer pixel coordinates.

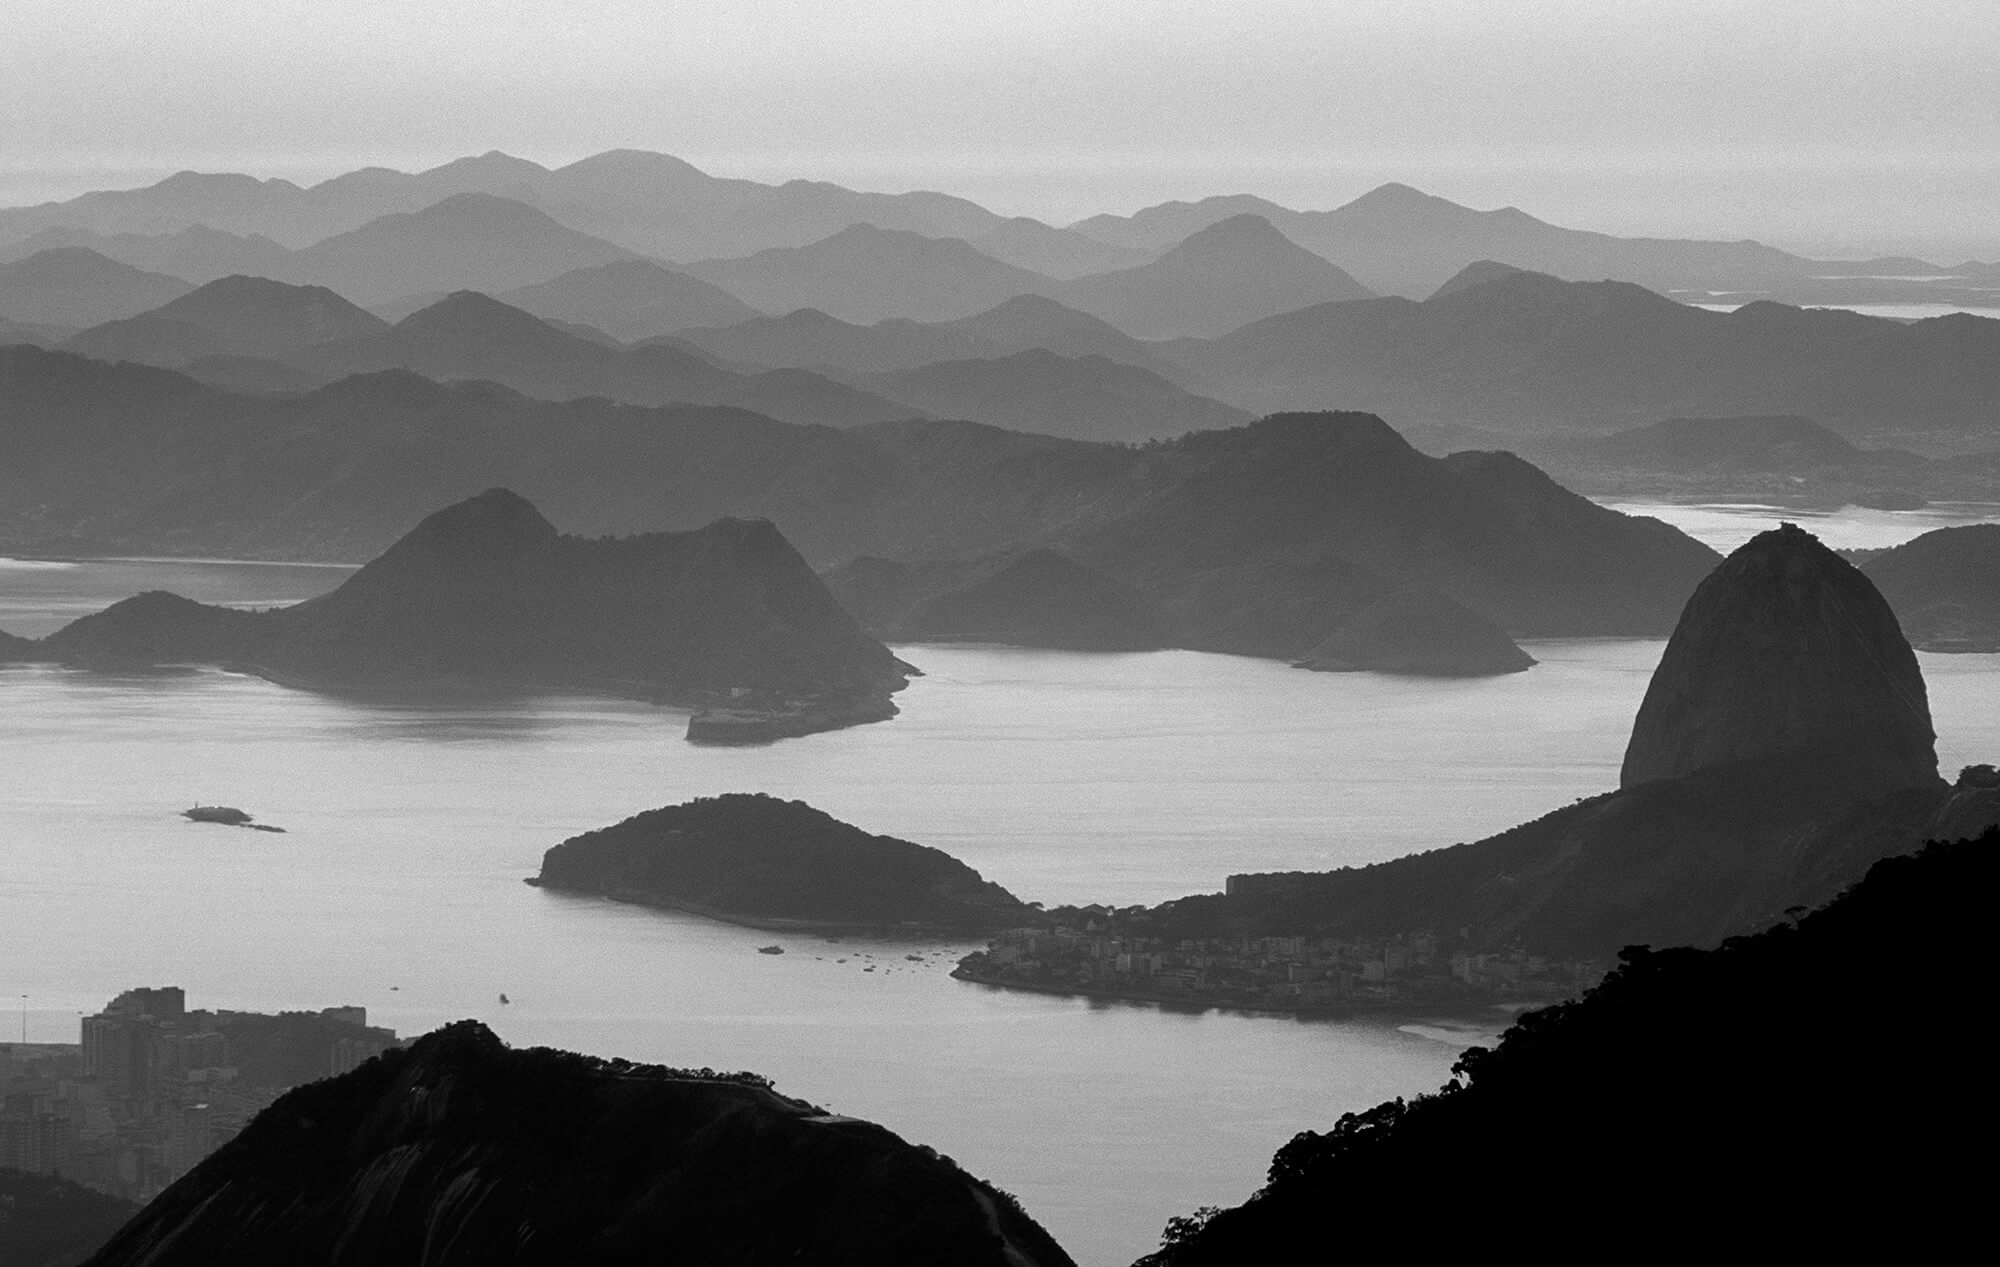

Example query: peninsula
[955,524,2000,1012]
[529,793,1034,933]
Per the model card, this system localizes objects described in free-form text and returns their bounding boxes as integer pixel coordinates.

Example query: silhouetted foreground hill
[1861,523,2000,651]
[533,793,1032,932]
[79,1021,1073,1267]
[1136,829,1996,1264]
[40,490,911,734]
[0,1169,139,1267]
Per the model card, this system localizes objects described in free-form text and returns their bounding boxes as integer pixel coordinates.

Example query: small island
[181,805,286,832]
[527,793,1034,933]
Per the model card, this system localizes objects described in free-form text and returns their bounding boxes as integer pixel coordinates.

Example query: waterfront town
[0,987,398,1201]
[953,889,1610,1012]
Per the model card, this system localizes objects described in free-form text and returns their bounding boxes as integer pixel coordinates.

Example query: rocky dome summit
[1621,521,1939,800]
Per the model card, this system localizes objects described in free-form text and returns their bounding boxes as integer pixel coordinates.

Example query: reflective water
[7,557,2000,1263]
[1596,500,2000,554]
[0,556,354,638]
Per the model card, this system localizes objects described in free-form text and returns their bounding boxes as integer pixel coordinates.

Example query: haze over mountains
[6,148,1992,327]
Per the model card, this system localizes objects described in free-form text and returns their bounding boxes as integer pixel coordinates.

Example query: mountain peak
[1621,522,1939,798]
[1426,259,1526,300]
[1168,213,1298,255]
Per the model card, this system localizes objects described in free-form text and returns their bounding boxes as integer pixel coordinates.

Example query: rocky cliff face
[1621,522,1939,800]
[82,1021,1074,1267]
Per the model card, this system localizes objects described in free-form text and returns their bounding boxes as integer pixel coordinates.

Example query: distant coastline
[949,962,1540,1021]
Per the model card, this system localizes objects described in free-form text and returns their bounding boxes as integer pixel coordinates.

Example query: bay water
[6,544,2000,1264]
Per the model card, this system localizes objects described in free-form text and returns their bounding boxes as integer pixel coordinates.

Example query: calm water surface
[7,552,2000,1264]
[1596,500,2000,553]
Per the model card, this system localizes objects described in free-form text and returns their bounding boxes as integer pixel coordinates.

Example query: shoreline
[949,965,1557,1021]
[524,880,1004,941]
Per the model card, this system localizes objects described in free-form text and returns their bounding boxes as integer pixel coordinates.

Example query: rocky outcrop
[532,793,1032,932]
[901,548,1174,651]
[1621,522,1939,799]
[1862,523,2000,652]
[81,1020,1074,1267]
[1294,588,1535,676]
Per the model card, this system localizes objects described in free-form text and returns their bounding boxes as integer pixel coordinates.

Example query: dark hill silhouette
[274,193,638,305]
[63,275,388,367]
[936,295,1189,374]
[1074,181,1824,298]
[0,315,73,346]
[0,248,193,328]
[1294,588,1535,676]
[1136,831,1996,1263]
[1424,258,1524,299]
[0,150,1009,260]
[533,793,1033,931]
[1621,523,1939,799]
[1063,214,1376,339]
[674,307,997,374]
[79,1019,1073,1267]
[276,291,918,428]
[1861,523,2000,651]
[896,548,1175,650]
[1058,414,1719,651]
[0,365,1719,659]
[1576,414,1919,472]
[683,223,1062,324]
[0,1168,138,1267]
[0,223,292,283]
[968,216,1153,279]
[498,259,758,342]
[855,348,1251,443]
[1166,266,2000,433]
[40,489,911,730]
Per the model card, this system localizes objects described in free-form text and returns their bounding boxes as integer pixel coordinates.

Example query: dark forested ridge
[79,1020,1074,1267]
[0,1169,139,1267]
[1135,829,1997,1263]
[532,793,1032,931]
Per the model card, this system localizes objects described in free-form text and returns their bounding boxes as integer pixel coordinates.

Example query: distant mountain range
[54,280,916,428]
[0,352,1719,656]
[1161,263,2000,435]
[7,148,1989,311]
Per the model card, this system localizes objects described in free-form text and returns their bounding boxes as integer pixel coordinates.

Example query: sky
[4,0,1997,256]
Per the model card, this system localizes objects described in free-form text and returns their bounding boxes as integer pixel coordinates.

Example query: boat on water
[757,945,785,955]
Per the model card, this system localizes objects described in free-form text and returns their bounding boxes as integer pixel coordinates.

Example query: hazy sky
[5,0,1996,254]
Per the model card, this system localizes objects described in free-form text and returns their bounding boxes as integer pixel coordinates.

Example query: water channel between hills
[6,544,2000,1265]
